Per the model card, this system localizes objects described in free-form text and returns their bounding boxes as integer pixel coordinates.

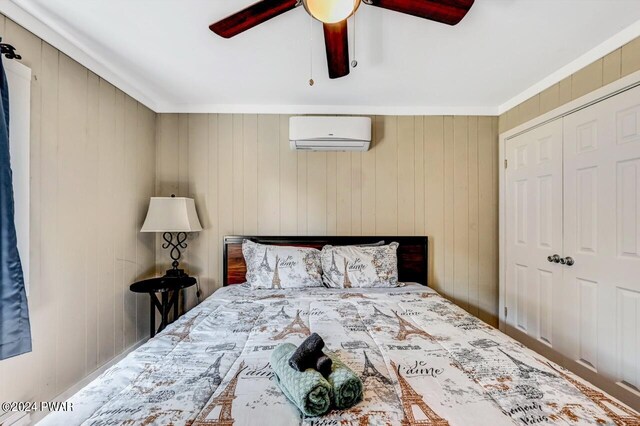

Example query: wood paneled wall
[500,36,640,133]
[0,16,157,411]
[156,114,499,325]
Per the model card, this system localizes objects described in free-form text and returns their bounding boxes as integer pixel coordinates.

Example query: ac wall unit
[289,116,371,151]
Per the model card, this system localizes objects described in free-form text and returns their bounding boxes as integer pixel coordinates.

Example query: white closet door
[505,119,564,353]
[563,84,640,394]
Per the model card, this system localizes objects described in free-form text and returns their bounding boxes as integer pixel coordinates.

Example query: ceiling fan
[209,0,475,80]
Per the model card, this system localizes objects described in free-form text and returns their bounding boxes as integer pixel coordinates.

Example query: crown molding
[0,0,163,111]
[498,18,640,115]
[153,102,500,116]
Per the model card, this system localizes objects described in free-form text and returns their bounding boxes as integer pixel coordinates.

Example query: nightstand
[130,275,197,337]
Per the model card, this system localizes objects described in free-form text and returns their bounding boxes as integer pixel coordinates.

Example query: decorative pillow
[320,242,399,288]
[242,240,323,289]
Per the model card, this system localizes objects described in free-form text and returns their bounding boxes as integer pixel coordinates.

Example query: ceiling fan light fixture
[303,0,361,24]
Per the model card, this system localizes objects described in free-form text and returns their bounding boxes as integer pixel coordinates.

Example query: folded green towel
[271,343,333,417]
[327,354,363,410]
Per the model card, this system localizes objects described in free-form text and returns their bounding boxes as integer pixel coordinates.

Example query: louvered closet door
[562,84,640,394]
[505,118,564,355]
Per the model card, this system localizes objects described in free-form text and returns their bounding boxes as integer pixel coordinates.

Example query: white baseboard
[0,411,31,426]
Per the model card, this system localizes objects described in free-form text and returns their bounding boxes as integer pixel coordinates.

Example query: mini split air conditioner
[289,116,371,151]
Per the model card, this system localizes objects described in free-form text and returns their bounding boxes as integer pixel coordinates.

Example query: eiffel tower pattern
[190,361,247,426]
[393,310,435,341]
[329,251,342,276]
[546,362,640,425]
[130,364,159,395]
[187,353,224,386]
[271,255,282,289]
[498,349,556,380]
[272,310,310,340]
[372,306,392,318]
[205,353,224,387]
[269,306,291,320]
[390,361,450,426]
[361,351,391,385]
[343,259,353,288]
[258,248,272,272]
[165,313,201,341]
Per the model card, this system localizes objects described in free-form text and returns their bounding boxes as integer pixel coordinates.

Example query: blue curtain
[0,56,31,360]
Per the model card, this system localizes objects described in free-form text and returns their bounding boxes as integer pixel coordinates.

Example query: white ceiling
[3,0,640,114]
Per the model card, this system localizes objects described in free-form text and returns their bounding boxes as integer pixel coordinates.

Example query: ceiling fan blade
[365,0,474,25]
[210,0,300,38]
[323,21,350,79]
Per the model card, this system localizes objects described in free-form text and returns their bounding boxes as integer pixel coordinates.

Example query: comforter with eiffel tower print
[40,284,640,426]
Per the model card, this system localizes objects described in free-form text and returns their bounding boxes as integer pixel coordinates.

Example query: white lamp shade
[141,197,203,232]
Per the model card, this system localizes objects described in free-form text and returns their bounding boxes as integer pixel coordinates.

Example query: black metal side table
[130,275,197,337]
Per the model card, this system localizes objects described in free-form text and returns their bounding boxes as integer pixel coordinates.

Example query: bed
[41,236,640,425]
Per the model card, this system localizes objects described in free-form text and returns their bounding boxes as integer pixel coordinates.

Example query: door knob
[563,256,575,266]
[547,254,561,263]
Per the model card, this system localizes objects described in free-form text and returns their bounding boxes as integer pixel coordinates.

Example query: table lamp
[141,195,203,278]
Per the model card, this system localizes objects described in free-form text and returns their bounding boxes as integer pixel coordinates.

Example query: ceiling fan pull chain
[309,15,315,86]
[351,12,358,68]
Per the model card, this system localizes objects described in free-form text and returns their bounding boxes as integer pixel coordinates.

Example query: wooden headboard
[223,236,429,286]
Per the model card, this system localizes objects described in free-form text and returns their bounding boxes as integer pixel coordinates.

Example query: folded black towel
[316,354,333,378]
[289,333,325,371]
